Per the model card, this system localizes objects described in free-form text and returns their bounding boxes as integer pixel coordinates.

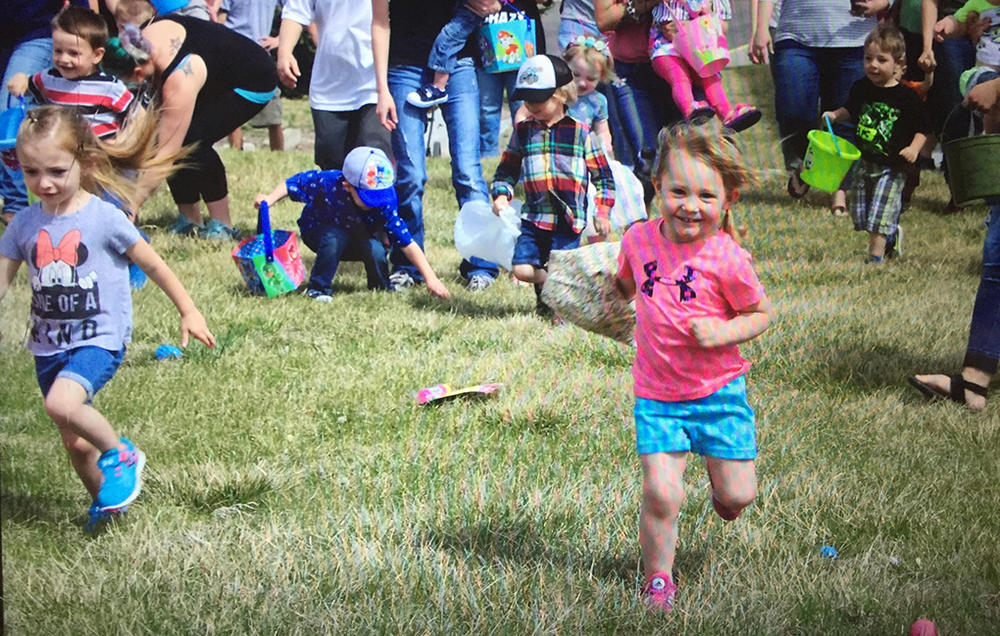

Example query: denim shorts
[35,346,125,400]
[511,218,581,268]
[634,376,757,459]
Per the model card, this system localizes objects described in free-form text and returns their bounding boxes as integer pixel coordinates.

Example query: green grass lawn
[2,65,999,633]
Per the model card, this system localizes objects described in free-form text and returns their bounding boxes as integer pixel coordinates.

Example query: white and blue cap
[511,54,573,102]
[342,146,397,210]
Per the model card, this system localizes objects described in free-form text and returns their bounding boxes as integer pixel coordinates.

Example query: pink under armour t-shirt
[617,219,765,402]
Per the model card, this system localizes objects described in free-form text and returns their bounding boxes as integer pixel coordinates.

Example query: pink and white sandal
[723,104,762,132]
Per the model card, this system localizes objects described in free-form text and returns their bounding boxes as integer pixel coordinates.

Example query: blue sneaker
[128,261,147,290]
[166,215,203,236]
[199,218,240,241]
[406,84,448,109]
[85,500,128,533]
[95,438,145,511]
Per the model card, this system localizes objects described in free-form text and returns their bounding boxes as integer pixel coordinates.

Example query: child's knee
[643,479,685,519]
[512,264,535,282]
[714,485,756,516]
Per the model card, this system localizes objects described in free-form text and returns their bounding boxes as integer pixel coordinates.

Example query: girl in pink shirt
[615,120,773,612]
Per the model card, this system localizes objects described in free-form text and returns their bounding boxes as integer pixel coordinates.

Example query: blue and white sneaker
[85,500,128,533]
[95,438,146,511]
[199,218,240,241]
[166,215,203,236]
[406,84,448,109]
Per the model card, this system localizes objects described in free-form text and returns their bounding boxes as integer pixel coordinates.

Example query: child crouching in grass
[491,54,615,318]
[255,146,451,300]
[615,120,772,612]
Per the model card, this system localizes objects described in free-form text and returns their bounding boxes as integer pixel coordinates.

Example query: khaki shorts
[248,94,282,128]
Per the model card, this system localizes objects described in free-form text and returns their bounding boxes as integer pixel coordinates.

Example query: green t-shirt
[900,0,923,33]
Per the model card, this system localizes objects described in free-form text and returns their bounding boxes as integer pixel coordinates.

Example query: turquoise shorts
[634,376,757,459]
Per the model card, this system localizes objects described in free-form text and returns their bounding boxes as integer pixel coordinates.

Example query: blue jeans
[300,225,390,294]
[387,59,498,281]
[1,37,52,216]
[476,67,520,158]
[771,40,864,172]
[965,205,1000,373]
[427,7,482,75]
[612,59,684,176]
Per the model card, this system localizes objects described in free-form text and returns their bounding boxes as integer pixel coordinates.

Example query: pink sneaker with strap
[642,572,677,612]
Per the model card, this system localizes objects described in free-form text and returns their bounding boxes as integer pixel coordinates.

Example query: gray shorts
[248,94,282,128]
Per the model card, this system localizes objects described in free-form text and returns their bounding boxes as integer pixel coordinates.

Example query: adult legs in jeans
[912,206,1000,411]
[1,38,52,220]
[476,67,520,158]
[388,61,498,282]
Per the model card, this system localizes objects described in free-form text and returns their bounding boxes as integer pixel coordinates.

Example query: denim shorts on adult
[35,346,125,400]
[634,375,757,459]
[511,218,582,268]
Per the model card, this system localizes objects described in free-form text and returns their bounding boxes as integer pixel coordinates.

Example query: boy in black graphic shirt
[823,23,932,263]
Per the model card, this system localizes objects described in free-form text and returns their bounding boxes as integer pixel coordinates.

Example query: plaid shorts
[850,158,906,236]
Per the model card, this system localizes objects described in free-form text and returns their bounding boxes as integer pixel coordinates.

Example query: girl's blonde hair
[563,40,616,84]
[553,81,579,106]
[17,105,187,211]
[653,120,757,242]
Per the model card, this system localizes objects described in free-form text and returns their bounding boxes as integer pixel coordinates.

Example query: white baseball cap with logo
[341,146,397,210]
[511,54,573,103]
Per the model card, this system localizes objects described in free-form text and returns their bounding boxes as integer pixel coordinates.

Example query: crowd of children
[1,0,998,617]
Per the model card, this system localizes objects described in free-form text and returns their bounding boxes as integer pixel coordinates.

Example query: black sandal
[908,374,989,409]
[787,170,810,199]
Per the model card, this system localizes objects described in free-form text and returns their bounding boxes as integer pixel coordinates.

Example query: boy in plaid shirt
[491,54,615,317]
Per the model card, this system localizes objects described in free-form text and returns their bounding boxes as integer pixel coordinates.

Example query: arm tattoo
[180,57,194,75]
[169,37,182,57]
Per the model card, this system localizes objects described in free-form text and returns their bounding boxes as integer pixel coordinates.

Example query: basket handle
[258,201,275,263]
[6,94,24,111]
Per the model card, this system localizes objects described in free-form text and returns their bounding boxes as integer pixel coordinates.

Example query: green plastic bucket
[943,134,1000,206]
[800,129,861,193]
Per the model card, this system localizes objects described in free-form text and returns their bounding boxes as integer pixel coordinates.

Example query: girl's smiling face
[657,148,732,244]
[569,56,600,97]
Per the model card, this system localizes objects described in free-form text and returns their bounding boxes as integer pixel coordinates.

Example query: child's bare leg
[984,109,1000,135]
[705,457,756,521]
[228,127,243,150]
[639,452,687,579]
[44,379,123,496]
[512,264,546,285]
[868,231,887,259]
[432,71,450,91]
[268,124,284,151]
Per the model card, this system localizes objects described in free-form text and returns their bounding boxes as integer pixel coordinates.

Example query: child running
[254,146,452,300]
[491,54,615,318]
[822,23,931,263]
[649,0,761,131]
[615,120,772,612]
[0,106,216,529]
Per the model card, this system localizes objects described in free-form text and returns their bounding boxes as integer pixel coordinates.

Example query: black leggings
[166,90,267,205]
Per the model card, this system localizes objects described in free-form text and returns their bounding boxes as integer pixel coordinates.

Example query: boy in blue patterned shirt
[255,147,451,300]
[491,54,615,316]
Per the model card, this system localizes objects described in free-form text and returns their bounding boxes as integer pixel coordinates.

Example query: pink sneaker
[642,572,677,612]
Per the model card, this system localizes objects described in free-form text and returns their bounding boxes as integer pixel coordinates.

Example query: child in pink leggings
[649,0,761,132]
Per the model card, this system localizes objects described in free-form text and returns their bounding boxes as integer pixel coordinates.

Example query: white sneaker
[466,274,494,292]
[389,270,417,289]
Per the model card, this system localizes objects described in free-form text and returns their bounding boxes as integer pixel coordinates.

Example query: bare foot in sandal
[909,370,990,411]
[830,189,848,217]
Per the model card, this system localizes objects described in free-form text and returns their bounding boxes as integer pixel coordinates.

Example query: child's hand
[6,73,28,97]
[253,194,269,209]
[425,276,451,299]
[933,16,955,42]
[820,110,838,124]
[918,49,936,72]
[657,20,677,42]
[899,146,919,164]
[690,317,729,348]
[179,309,216,349]
[594,217,611,237]
[492,195,510,216]
[968,14,990,44]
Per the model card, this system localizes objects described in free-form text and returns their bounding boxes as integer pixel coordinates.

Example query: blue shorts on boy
[511,214,581,267]
[634,375,757,459]
[35,346,125,400]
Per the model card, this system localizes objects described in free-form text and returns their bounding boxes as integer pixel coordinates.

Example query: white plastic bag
[454,199,521,270]
[583,159,648,240]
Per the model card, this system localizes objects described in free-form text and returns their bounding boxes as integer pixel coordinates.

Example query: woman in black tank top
[111,14,277,239]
